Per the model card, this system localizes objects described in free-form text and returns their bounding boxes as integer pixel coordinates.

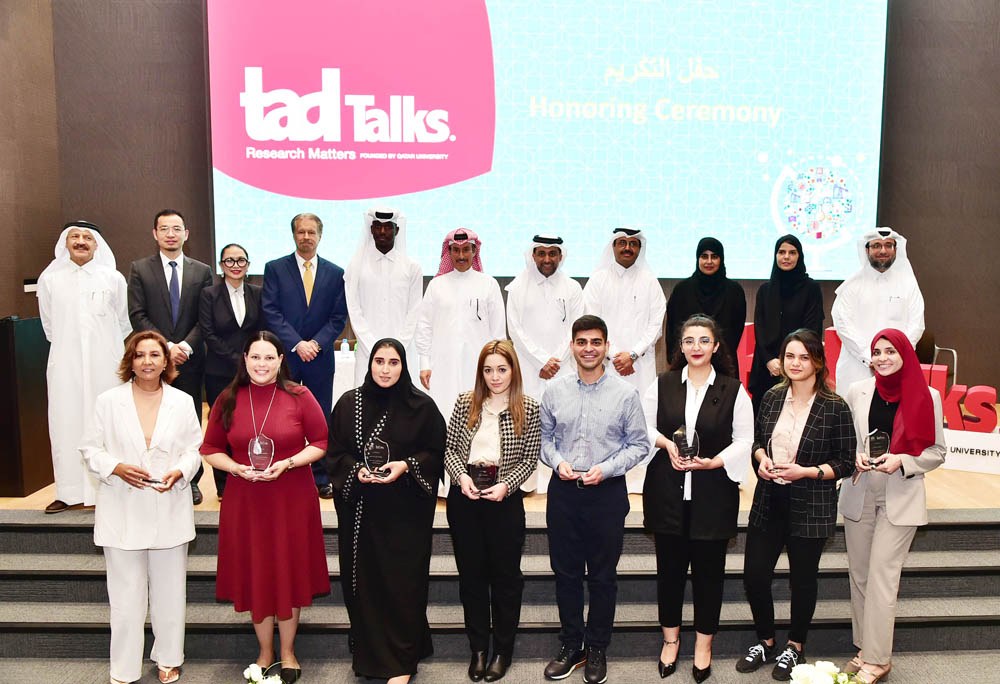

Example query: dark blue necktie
[169,261,180,326]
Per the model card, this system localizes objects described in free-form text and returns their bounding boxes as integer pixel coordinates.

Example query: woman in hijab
[327,338,447,684]
[839,329,945,684]
[747,235,825,414]
[666,237,747,374]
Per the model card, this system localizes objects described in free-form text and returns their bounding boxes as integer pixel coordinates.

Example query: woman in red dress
[201,330,330,684]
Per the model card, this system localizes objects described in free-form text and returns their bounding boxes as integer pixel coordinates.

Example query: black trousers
[743,494,828,644]
[205,373,232,496]
[546,474,629,650]
[447,487,526,656]
[655,502,729,635]
[172,368,204,485]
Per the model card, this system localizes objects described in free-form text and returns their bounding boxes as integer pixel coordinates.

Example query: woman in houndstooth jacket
[444,339,542,682]
[736,329,856,680]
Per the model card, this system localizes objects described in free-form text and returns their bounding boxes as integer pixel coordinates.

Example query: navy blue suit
[262,253,347,485]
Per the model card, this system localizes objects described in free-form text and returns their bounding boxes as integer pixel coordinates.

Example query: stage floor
[3,463,998,513]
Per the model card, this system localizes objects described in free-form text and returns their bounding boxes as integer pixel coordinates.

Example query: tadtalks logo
[207,0,495,200]
[241,67,453,144]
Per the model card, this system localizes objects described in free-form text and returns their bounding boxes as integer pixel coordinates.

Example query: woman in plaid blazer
[736,329,855,680]
[444,340,542,682]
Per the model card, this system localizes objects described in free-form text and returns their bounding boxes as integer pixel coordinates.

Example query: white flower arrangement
[243,663,282,684]
[790,661,863,684]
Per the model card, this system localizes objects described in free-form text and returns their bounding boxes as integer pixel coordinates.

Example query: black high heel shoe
[659,637,679,678]
[692,663,712,683]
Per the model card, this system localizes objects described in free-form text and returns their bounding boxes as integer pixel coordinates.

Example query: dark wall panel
[0,2,62,319]
[877,0,1000,387]
[51,0,212,275]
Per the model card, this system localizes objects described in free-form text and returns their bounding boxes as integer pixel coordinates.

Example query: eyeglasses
[682,336,714,349]
[221,257,249,268]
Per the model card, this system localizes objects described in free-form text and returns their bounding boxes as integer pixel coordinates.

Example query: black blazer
[199,280,263,379]
[749,385,856,538]
[643,370,743,540]
[128,253,214,374]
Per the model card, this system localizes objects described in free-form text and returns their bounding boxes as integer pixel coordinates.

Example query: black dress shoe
[318,483,335,499]
[692,664,712,683]
[280,666,301,683]
[191,483,203,505]
[468,651,488,681]
[484,653,511,682]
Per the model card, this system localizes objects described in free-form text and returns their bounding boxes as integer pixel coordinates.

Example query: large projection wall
[207,0,888,278]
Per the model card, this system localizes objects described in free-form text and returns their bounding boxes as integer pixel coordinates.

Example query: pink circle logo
[207,0,496,200]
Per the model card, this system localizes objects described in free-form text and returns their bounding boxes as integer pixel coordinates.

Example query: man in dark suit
[262,212,347,498]
[199,242,263,499]
[128,209,213,504]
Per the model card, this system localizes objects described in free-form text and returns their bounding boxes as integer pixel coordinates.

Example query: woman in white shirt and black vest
[444,340,542,682]
[735,329,855,680]
[642,315,753,682]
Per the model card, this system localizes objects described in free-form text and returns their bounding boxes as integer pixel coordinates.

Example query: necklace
[248,382,278,469]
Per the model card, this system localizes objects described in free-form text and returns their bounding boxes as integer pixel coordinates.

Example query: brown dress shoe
[45,500,69,514]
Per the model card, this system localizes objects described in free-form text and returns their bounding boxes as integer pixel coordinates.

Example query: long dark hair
[219,330,297,429]
[775,328,837,398]
[668,314,737,378]
[467,339,527,436]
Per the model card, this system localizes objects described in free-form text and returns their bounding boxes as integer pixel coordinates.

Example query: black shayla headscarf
[693,236,727,301]
[360,337,430,414]
[761,234,810,352]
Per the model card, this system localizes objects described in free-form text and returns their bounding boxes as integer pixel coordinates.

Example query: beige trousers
[104,544,188,683]
[843,473,917,665]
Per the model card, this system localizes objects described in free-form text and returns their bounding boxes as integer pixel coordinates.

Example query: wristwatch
[814,466,823,480]
[629,351,638,361]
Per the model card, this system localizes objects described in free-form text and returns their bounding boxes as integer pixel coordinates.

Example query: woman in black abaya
[327,338,446,684]
[747,235,824,414]
[666,237,747,374]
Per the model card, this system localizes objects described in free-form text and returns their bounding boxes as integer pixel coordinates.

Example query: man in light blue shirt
[540,314,649,684]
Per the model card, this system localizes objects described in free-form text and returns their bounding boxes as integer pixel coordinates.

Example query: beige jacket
[839,378,946,527]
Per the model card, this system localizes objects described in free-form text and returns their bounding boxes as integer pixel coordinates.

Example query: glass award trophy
[467,464,498,491]
[248,434,275,472]
[140,447,167,485]
[672,425,700,461]
[864,430,891,466]
[364,436,391,478]
[767,432,796,485]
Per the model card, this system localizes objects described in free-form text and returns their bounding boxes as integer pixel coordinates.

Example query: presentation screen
[206,0,889,279]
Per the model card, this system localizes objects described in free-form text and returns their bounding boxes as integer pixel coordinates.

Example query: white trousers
[104,544,188,683]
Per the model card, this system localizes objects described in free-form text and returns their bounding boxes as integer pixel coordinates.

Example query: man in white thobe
[583,228,666,492]
[37,221,131,512]
[506,235,583,493]
[415,228,506,424]
[832,227,925,393]
[344,207,423,387]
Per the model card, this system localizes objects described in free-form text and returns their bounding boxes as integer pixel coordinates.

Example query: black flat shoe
[692,664,712,683]
[279,667,301,683]
[484,653,511,682]
[468,651,488,681]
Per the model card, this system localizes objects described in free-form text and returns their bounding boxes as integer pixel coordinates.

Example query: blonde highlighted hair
[467,339,527,435]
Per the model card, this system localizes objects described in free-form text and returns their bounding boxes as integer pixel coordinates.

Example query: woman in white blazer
[81,330,204,684]
[839,328,945,684]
